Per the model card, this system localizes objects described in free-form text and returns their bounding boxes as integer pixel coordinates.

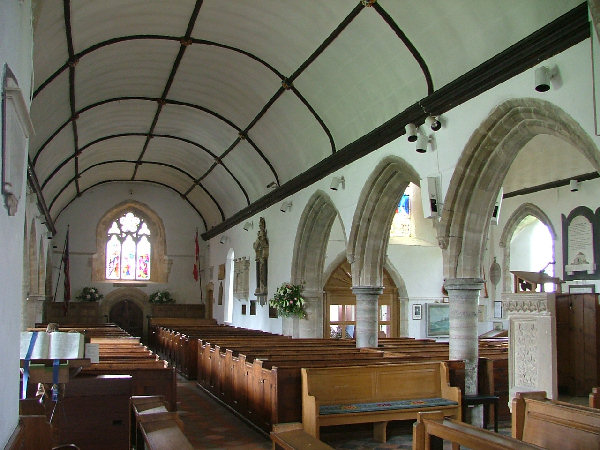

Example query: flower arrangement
[269,283,306,318]
[149,290,174,304]
[76,286,103,302]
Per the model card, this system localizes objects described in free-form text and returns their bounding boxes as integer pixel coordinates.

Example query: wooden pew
[138,412,193,450]
[301,361,461,442]
[412,411,540,450]
[512,391,600,449]
[270,422,333,450]
[591,387,600,409]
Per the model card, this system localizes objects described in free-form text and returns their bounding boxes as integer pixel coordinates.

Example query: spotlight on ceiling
[243,221,253,231]
[534,66,557,92]
[569,179,579,192]
[425,115,442,132]
[405,123,418,142]
[280,201,292,213]
[219,235,227,244]
[415,132,429,153]
[266,181,278,189]
[330,176,345,191]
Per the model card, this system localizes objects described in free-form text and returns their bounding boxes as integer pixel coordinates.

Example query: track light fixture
[569,179,579,192]
[405,123,418,142]
[219,235,227,244]
[280,201,292,213]
[425,116,442,132]
[415,132,429,153]
[330,176,345,191]
[534,65,557,92]
[243,221,253,231]
[266,181,278,189]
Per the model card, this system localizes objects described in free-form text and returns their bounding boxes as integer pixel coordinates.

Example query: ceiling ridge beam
[201,2,590,240]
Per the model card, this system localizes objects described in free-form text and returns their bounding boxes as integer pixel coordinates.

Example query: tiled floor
[175,375,515,449]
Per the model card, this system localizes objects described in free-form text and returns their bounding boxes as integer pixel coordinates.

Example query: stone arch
[291,190,344,337]
[291,190,343,291]
[91,200,170,282]
[440,98,600,279]
[347,156,420,287]
[101,287,151,337]
[28,219,37,295]
[499,202,557,292]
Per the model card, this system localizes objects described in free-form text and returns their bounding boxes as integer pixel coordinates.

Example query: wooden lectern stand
[511,270,564,293]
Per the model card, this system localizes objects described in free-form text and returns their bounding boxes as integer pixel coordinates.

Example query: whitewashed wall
[0,1,33,445]
[52,182,204,306]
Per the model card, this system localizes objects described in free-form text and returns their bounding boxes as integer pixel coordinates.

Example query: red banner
[63,229,71,314]
[193,230,199,282]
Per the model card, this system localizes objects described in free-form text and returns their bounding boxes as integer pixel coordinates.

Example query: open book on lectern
[20,331,85,360]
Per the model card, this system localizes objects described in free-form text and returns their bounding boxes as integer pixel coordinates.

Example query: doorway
[109,299,144,338]
[324,261,399,338]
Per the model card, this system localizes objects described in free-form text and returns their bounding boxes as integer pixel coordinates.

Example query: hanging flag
[63,229,71,315]
[193,230,199,282]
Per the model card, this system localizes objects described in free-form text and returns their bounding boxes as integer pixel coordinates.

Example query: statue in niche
[253,217,269,305]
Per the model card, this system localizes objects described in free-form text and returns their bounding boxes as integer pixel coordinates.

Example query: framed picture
[412,304,422,320]
[493,321,503,331]
[426,303,449,337]
[568,284,595,294]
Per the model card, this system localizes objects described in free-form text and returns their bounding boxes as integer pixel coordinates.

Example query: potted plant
[269,283,306,318]
[149,290,174,304]
[76,286,103,302]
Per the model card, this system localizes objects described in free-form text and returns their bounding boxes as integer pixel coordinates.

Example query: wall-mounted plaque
[562,207,600,280]
[233,257,250,300]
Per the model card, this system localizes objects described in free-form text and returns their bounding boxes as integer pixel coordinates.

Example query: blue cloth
[319,398,457,415]
[22,332,39,399]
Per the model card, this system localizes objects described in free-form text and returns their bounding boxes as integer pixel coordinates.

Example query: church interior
[3,1,600,448]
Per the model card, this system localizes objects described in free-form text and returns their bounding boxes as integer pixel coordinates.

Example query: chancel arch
[291,190,343,337]
[499,202,557,293]
[91,201,170,283]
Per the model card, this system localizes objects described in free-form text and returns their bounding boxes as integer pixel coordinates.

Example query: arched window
[390,184,414,238]
[92,201,169,283]
[106,212,152,280]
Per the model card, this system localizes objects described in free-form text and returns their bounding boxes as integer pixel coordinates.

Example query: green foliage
[149,290,174,304]
[269,283,306,318]
[76,286,103,302]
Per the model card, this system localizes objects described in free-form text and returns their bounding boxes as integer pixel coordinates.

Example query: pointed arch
[91,200,170,282]
[291,190,343,292]
[440,98,600,279]
[28,219,37,295]
[347,156,420,287]
[499,202,557,292]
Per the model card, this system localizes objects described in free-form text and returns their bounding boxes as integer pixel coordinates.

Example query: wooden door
[324,261,399,338]
[109,299,143,338]
[555,293,600,396]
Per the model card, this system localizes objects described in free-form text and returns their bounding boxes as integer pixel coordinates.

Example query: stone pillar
[24,294,46,329]
[352,286,383,348]
[299,290,323,338]
[445,278,484,395]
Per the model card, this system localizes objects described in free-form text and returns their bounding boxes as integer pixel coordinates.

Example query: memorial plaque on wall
[562,206,600,280]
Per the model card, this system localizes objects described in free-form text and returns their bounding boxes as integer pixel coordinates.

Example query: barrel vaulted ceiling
[29,0,587,238]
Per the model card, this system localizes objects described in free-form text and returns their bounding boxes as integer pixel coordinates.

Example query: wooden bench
[512,391,600,449]
[138,412,193,450]
[301,361,461,442]
[412,411,541,450]
[591,387,600,409]
[270,422,333,450]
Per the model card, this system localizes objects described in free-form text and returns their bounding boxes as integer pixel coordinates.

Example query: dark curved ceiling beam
[372,2,434,95]
[41,132,217,189]
[54,179,208,231]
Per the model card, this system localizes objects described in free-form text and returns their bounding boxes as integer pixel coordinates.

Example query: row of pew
[149,320,509,434]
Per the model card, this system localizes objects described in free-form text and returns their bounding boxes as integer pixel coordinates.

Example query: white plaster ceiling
[29,0,583,233]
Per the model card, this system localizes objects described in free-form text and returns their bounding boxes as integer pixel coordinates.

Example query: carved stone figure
[253,217,269,304]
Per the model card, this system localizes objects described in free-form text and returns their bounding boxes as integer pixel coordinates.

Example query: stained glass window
[105,211,151,280]
[390,184,414,238]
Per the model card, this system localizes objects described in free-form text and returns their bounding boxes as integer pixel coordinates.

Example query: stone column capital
[444,278,484,291]
[351,286,384,296]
